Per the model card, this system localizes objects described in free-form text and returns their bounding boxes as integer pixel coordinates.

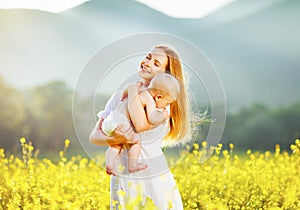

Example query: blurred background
[0,0,299,156]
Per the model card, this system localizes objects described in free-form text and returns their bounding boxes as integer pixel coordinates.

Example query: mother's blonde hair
[154,45,191,146]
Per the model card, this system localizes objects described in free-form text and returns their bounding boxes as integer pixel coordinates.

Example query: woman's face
[138,48,168,81]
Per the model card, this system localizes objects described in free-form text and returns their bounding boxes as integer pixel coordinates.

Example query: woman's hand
[114,124,138,144]
[89,118,137,146]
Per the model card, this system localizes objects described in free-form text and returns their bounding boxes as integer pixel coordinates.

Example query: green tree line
[0,77,109,153]
[0,76,299,153]
[221,103,300,151]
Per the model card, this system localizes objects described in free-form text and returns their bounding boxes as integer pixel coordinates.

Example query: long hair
[154,45,191,146]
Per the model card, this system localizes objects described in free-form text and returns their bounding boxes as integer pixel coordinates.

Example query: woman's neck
[141,79,151,87]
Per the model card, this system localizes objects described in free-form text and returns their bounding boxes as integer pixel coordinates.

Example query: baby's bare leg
[106,144,122,175]
[128,142,147,173]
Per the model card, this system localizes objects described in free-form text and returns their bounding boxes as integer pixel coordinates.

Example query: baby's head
[148,73,180,109]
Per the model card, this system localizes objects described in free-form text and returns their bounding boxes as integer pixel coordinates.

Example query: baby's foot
[128,163,148,173]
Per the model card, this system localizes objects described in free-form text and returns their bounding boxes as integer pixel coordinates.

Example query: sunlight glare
[0,0,235,18]
[134,0,235,18]
[0,0,90,13]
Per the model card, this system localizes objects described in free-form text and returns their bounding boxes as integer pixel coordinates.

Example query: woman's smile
[140,64,151,73]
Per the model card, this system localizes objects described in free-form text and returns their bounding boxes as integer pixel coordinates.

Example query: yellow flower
[265,151,271,157]
[20,137,26,144]
[28,145,34,151]
[215,147,221,155]
[59,151,64,158]
[290,144,296,150]
[1,137,299,209]
[222,150,229,156]
[65,139,70,148]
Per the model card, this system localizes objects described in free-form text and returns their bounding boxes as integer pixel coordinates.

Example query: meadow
[0,138,299,210]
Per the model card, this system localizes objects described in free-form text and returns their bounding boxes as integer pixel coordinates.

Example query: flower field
[0,138,299,210]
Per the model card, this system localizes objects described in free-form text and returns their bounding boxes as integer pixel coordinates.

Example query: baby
[102,73,180,175]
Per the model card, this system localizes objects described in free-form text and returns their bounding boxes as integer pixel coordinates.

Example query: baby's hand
[135,81,143,89]
[148,109,169,125]
[161,109,169,121]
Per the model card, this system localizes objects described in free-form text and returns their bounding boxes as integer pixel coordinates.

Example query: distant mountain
[0,0,299,112]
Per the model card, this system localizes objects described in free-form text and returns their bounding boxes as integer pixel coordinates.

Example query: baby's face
[155,95,174,109]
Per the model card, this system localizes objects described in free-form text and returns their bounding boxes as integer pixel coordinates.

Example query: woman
[89,45,191,209]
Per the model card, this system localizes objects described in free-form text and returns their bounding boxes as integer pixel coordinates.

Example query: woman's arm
[89,118,135,146]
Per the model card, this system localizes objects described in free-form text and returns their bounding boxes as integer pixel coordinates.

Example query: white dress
[98,91,183,210]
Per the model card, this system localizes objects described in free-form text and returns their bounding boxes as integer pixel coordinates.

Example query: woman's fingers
[115,125,135,142]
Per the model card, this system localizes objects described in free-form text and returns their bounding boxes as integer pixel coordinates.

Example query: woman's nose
[144,60,151,67]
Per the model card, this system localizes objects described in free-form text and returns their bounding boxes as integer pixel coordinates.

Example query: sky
[1,0,298,111]
[0,0,235,18]
[0,0,90,13]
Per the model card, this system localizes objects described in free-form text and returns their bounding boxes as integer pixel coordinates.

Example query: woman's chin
[138,70,152,79]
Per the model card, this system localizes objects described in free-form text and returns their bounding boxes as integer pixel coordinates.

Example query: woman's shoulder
[110,90,123,102]
[97,90,123,119]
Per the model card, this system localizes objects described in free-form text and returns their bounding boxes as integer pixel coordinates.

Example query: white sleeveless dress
[98,91,183,210]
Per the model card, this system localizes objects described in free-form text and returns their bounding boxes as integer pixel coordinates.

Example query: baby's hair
[148,73,180,100]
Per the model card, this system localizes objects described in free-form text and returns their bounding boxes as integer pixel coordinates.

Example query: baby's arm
[141,91,169,125]
[126,84,153,132]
